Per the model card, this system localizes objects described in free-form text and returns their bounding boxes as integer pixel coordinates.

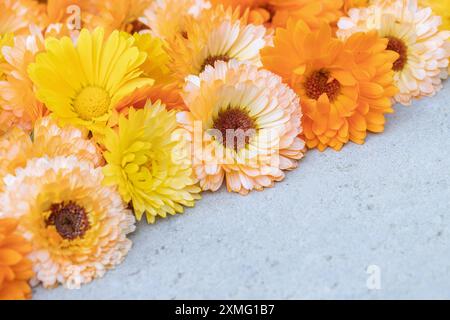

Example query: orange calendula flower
[210,0,344,29]
[262,21,398,151]
[0,218,34,300]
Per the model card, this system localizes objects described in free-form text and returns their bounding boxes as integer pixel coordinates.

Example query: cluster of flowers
[0,0,449,299]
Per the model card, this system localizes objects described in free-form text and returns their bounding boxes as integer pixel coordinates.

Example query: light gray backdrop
[35,83,450,300]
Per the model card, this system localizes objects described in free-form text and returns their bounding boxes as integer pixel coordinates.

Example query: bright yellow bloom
[28,28,154,133]
[0,156,136,289]
[0,218,34,300]
[103,102,201,223]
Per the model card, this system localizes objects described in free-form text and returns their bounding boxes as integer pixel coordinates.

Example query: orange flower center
[201,55,231,72]
[46,202,90,240]
[304,70,341,102]
[387,37,408,71]
[213,108,256,150]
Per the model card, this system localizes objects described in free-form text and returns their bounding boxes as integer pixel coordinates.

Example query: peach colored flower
[0,156,135,289]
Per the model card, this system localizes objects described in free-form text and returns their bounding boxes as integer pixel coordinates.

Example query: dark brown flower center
[127,19,150,34]
[201,55,230,72]
[304,70,341,102]
[387,36,408,71]
[46,202,90,240]
[37,0,48,3]
[212,108,256,150]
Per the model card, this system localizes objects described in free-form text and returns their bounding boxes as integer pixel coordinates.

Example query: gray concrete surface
[35,83,450,300]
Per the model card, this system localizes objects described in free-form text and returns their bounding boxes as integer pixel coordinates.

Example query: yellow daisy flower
[168,5,269,85]
[0,156,135,289]
[28,28,154,133]
[102,102,201,224]
[337,0,450,105]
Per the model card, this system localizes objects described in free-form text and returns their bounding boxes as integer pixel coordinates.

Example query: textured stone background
[35,83,450,299]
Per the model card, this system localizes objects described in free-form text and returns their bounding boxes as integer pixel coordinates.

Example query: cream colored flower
[337,0,450,105]
[0,156,135,289]
[0,0,41,35]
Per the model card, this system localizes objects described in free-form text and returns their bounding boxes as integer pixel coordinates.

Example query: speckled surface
[35,83,450,300]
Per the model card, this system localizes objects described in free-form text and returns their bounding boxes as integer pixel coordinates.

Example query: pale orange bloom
[262,21,398,151]
[0,29,48,135]
[0,157,135,289]
[0,219,34,300]
[0,0,41,34]
[178,60,305,194]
